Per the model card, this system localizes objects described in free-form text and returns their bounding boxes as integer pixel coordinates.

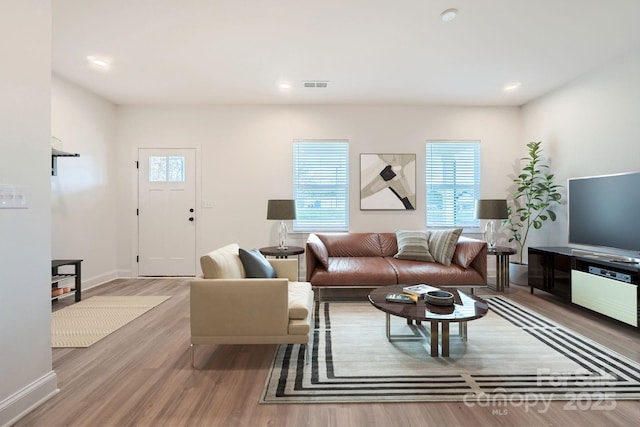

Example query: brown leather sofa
[306,232,487,288]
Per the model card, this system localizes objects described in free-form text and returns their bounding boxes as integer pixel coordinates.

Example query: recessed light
[441,8,458,22]
[87,55,112,70]
[504,82,522,92]
[278,82,291,90]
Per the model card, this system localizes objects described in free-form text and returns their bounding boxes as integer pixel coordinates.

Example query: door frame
[133,145,201,277]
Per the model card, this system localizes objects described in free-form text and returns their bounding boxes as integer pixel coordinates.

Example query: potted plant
[505,141,562,285]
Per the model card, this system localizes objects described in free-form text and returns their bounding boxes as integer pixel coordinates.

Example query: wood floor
[16,279,640,427]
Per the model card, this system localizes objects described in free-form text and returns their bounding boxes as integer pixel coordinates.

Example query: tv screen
[568,171,640,254]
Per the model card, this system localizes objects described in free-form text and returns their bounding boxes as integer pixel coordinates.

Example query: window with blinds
[425,141,480,228]
[293,141,349,231]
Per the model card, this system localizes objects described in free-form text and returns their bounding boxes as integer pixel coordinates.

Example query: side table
[487,246,516,291]
[259,246,305,281]
[258,246,305,259]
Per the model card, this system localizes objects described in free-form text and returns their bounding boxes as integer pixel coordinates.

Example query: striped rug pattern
[261,297,640,403]
[51,296,171,348]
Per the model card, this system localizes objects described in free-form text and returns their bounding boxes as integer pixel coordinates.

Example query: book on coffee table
[385,293,417,304]
[402,284,439,297]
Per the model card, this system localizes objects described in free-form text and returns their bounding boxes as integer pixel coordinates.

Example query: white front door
[138,148,196,276]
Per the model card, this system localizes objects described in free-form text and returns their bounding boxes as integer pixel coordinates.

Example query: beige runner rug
[51,296,171,348]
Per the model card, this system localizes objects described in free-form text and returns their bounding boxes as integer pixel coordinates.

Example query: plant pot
[509,262,528,286]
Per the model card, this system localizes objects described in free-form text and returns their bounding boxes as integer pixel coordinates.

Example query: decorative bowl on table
[425,290,454,306]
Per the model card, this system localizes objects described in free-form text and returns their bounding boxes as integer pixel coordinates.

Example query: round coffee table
[368,285,489,357]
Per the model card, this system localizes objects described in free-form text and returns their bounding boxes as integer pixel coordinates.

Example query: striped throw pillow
[394,230,435,262]
[428,228,463,266]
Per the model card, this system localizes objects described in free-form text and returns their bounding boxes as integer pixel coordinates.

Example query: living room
[3,2,640,426]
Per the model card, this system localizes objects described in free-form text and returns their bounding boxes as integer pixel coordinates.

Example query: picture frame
[360,153,416,210]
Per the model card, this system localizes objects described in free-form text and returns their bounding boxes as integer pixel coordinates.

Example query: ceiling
[52,0,640,107]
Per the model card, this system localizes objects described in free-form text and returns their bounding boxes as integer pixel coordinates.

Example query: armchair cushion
[239,248,277,278]
[200,243,244,279]
[288,281,312,320]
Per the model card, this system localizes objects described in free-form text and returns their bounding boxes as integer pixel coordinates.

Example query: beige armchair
[190,244,314,366]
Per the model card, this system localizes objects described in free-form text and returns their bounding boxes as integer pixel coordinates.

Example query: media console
[528,247,640,327]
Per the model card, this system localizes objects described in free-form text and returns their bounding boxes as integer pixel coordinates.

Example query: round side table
[259,246,305,281]
[258,246,305,259]
[488,246,516,291]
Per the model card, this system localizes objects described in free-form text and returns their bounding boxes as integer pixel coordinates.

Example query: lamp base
[277,221,289,250]
[485,220,497,249]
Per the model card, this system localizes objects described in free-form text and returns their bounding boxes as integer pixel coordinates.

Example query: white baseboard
[82,269,119,290]
[116,269,133,278]
[0,371,58,427]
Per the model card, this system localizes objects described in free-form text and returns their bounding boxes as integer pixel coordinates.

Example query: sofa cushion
[428,228,463,266]
[288,281,312,320]
[309,257,398,287]
[394,230,435,262]
[453,236,486,268]
[288,318,310,335]
[239,248,277,278]
[200,243,245,279]
[388,257,486,286]
[318,233,384,257]
[378,232,399,257]
[307,234,329,269]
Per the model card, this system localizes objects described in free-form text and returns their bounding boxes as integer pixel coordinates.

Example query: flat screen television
[568,171,640,256]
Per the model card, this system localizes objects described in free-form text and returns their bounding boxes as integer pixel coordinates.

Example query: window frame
[425,140,481,231]
[292,140,349,232]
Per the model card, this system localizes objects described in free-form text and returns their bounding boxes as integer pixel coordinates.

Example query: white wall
[0,2,57,425]
[521,46,640,252]
[115,105,521,276]
[51,75,119,287]
[51,37,640,282]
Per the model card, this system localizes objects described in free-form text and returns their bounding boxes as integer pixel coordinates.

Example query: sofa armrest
[268,258,297,282]
[468,243,488,283]
[190,278,289,339]
[305,249,317,282]
[306,233,329,280]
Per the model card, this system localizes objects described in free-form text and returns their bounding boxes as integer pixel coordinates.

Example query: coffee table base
[385,313,467,357]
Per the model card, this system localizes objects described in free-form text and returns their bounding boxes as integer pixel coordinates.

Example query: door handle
[188,217,194,222]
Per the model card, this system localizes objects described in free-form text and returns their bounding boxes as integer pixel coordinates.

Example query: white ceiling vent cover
[303,81,329,88]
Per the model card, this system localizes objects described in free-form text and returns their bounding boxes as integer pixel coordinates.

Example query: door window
[148,156,186,182]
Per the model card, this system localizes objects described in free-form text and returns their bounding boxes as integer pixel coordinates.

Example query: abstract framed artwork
[360,153,416,210]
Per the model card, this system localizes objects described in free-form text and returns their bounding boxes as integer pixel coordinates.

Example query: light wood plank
[15,279,640,427]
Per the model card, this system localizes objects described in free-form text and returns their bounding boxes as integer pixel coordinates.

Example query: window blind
[425,141,480,228]
[293,141,349,231]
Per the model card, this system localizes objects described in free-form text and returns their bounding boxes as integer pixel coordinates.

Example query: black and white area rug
[261,297,640,403]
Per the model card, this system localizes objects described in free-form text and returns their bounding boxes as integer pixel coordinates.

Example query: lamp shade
[267,199,297,220]
[475,199,508,219]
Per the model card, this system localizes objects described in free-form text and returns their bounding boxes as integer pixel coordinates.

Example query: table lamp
[475,199,508,248]
[267,199,297,249]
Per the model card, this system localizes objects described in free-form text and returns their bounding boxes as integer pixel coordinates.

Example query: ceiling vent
[303,81,329,88]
